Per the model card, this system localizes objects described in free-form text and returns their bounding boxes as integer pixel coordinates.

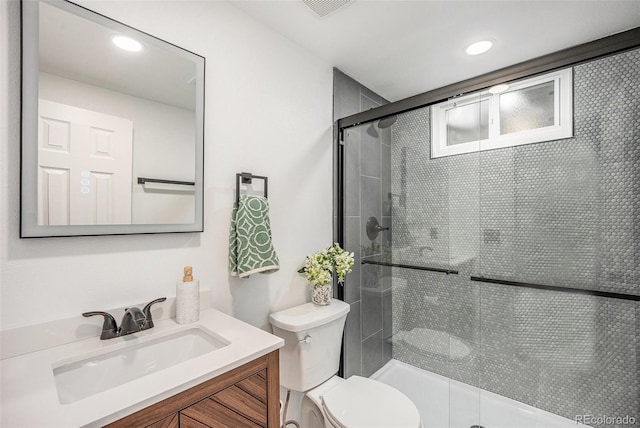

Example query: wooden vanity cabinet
[107,350,279,428]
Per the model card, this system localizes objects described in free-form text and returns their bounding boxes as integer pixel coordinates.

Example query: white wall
[0,0,333,331]
[40,72,197,224]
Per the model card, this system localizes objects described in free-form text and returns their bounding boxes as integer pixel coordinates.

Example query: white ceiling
[39,1,198,110]
[232,0,640,102]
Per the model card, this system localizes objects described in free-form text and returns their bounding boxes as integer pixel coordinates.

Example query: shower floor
[371,359,591,428]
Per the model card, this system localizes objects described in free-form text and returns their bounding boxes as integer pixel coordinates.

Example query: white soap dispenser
[176,266,199,324]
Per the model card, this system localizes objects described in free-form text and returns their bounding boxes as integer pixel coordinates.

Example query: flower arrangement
[298,243,355,288]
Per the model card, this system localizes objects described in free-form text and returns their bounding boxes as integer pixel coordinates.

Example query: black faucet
[83,297,167,340]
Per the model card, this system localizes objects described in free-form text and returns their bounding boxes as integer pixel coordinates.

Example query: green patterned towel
[229,195,280,278]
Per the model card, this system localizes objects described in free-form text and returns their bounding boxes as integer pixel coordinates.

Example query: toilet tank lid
[269,299,350,333]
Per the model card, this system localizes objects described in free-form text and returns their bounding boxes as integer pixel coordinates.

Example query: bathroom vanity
[107,350,279,427]
[0,299,283,427]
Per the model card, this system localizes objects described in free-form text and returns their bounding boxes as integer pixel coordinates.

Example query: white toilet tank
[269,299,350,392]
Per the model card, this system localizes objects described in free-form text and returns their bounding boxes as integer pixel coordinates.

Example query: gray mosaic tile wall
[388,49,640,425]
[333,69,393,379]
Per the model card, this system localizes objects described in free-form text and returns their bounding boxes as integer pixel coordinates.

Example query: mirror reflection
[22,0,205,237]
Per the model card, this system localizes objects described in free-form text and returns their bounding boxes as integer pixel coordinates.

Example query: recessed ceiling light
[112,35,143,52]
[488,84,510,94]
[466,40,493,56]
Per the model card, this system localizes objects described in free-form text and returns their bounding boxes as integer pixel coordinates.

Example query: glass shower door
[338,46,640,428]
[474,50,640,427]
[339,100,484,427]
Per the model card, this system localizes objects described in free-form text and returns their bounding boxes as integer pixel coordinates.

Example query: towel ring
[236,172,268,203]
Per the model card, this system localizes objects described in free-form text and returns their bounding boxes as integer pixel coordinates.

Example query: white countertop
[0,308,284,427]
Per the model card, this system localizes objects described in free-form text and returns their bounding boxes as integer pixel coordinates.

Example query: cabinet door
[180,371,267,428]
[106,351,279,428]
[180,398,261,428]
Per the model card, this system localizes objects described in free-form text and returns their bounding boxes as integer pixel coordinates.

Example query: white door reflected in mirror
[38,100,133,226]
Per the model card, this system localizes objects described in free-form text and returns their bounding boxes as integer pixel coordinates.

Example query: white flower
[299,243,354,288]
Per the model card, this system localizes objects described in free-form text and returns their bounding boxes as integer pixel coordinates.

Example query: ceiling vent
[302,0,351,17]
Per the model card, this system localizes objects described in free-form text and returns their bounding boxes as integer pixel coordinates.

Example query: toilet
[269,299,421,428]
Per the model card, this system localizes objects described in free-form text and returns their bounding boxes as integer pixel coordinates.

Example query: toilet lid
[321,376,421,428]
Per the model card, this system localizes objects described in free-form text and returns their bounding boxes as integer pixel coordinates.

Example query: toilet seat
[319,376,421,428]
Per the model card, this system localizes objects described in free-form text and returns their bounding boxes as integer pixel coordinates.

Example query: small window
[431,69,573,158]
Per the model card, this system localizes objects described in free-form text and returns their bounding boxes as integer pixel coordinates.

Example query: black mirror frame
[20,0,205,238]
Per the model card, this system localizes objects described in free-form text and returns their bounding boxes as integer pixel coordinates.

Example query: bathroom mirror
[21,0,205,237]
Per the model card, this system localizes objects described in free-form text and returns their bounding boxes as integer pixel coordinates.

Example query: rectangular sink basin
[52,327,229,404]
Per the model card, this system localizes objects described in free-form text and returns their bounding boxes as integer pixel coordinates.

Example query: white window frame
[431,68,573,158]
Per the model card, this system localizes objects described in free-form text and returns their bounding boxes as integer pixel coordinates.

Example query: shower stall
[334,34,639,428]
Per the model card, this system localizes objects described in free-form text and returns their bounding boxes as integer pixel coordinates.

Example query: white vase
[311,283,332,305]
